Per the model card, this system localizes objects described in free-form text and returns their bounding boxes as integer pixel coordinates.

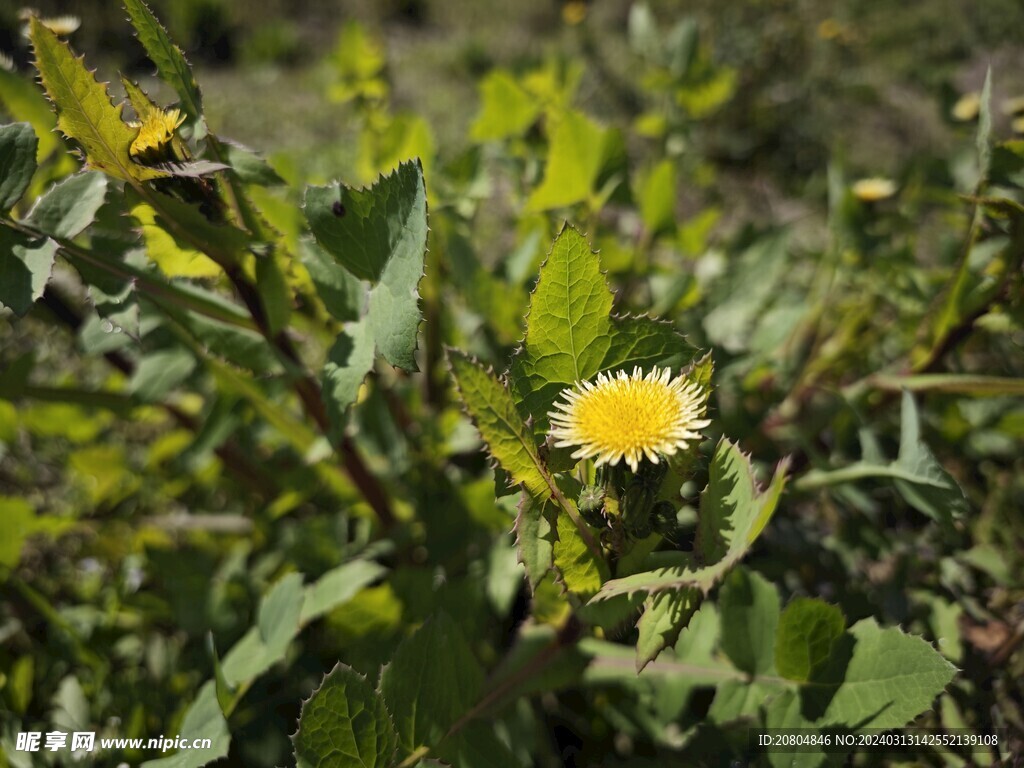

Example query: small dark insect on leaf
[332,200,346,217]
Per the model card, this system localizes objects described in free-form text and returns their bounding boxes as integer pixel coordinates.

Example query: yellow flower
[851,177,897,202]
[129,108,185,162]
[951,92,980,122]
[562,1,588,25]
[548,366,710,473]
[1004,96,1024,117]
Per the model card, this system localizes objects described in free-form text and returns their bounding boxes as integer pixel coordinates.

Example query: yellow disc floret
[548,366,711,473]
[130,108,185,162]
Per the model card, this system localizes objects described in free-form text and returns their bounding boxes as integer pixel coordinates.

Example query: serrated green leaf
[590,440,788,601]
[380,613,484,755]
[774,597,845,682]
[526,110,616,211]
[604,314,696,374]
[635,587,701,671]
[470,70,540,142]
[510,226,694,427]
[123,0,204,123]
[300,560,386,625]
[29,18,165,182]
[513,495,554,590]
[305,160,425,283]
[0,122,37,212]
[294,664,397,768]
[305,160,427,371]
[510,225,612,419]
[0,228,56,317]
[25,172,107,239]
[120,76,161,122]
[140,682,230,768]
[553,506,604,598]
[449,351,551,500]
[817,619,956,729]
[719,567,780,676]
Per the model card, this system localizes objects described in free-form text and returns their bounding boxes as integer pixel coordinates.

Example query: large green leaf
[29,18,164,182]
[140,682,229,768]
[635,587,701,671]
[0,122,37,212]
[525,110,618,211]
[306,161,428,425]
[816,619,956,728]
[718,567,780,676]
[380,613,484,756]
[304,160,426,283]
[449,351,551,500]
[470,70,539,142]
[293,664,398,768]
[300,559,386,624]
[25,172,107,238]
[590,440,789,601]
[774,598,846,683]
[0,228,57,317]
[123,0,204,123]
[510,226,695,426]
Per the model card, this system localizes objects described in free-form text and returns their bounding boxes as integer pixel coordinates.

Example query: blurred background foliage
[1,0,1023,766]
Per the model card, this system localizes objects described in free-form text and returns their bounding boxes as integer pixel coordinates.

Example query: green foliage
[29,18,166,182]
[3,2,1020,765]
[294,664,398,768]
[0,122,37,212]
[775,598,846,682]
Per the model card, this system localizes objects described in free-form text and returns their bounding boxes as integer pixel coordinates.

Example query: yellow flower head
[951,91,981,122]
[851,177,897,203]
[548,366,711,473]
[562,1,588,25]
[129,108,185,161]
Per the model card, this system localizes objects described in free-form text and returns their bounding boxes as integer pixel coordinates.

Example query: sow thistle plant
[0,3,974,767]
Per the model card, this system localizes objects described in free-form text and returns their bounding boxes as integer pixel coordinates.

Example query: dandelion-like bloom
[851,177,897,203]
[548,366,711,473]
[951,92,981,122]
[129,108,185,162]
